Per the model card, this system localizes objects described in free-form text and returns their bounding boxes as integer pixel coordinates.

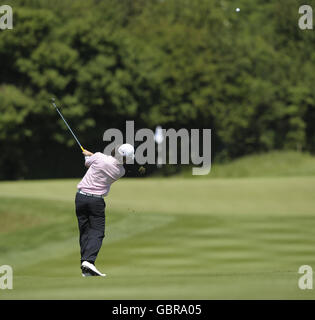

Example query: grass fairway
[1,176,315,299]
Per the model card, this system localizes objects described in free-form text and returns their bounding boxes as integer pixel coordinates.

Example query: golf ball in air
[236,8,240,12]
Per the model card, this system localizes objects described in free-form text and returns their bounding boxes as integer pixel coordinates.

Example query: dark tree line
[0,0,314,179]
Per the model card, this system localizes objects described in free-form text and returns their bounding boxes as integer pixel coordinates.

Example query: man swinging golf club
[76,144,135,277]
[50,99,143,276]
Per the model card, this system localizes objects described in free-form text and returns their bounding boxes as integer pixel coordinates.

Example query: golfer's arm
[82,150,94,167]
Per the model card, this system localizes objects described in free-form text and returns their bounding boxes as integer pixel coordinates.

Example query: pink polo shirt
[77,152,125,196]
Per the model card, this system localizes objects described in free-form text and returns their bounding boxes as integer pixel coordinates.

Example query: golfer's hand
[138,166,146,175]
[83,150,93,157]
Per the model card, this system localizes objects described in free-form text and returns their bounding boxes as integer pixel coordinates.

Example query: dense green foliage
[0,0,314,179]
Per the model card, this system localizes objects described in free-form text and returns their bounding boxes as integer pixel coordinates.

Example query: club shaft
[52,102,84,151]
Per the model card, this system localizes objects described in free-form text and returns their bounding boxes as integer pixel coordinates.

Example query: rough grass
[180,151,315,178]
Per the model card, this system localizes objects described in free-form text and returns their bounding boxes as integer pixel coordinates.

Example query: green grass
[1,174,315,299]
[180,151,315,178]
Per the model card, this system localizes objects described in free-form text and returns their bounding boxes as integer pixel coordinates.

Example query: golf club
[50,98,85,152]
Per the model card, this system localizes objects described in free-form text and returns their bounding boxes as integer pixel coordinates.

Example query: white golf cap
[117,144,135,159]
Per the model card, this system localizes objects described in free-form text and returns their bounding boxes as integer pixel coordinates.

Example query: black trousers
[75,192,106,264]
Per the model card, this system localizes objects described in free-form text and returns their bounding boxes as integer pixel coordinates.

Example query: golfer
[75,144,135,277]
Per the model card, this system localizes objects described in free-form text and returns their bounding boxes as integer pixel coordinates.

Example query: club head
[51,97,56,103]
